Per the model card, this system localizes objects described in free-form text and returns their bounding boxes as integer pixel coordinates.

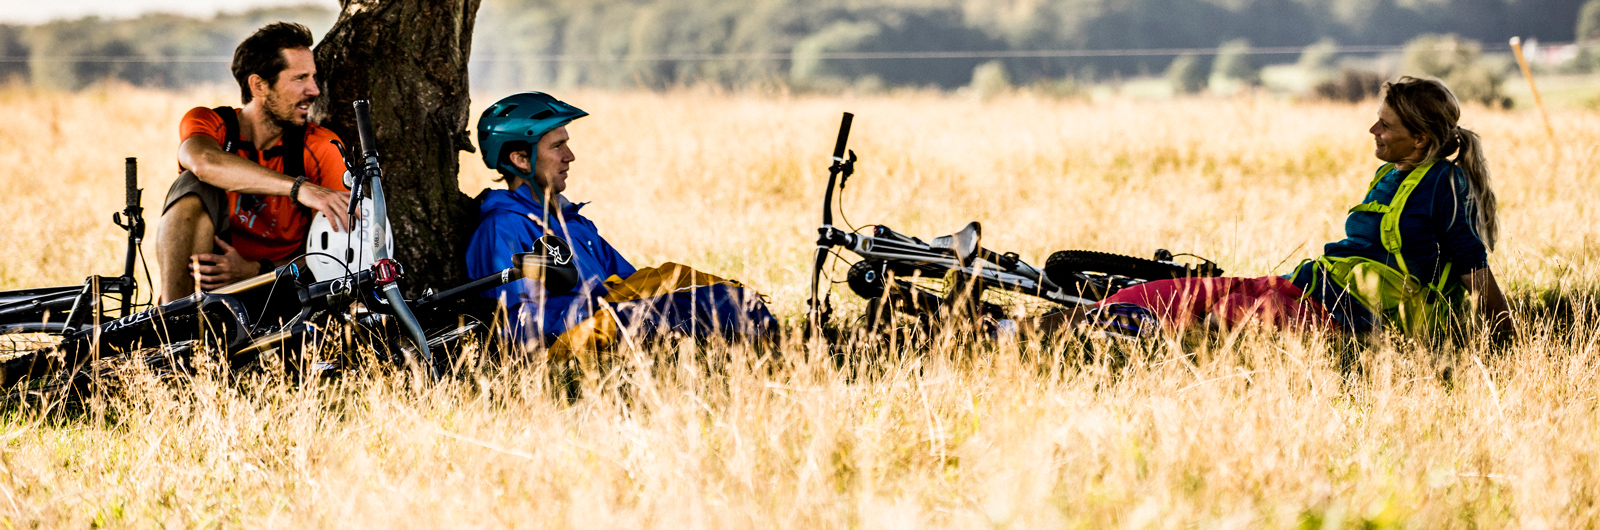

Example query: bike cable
[247,251,353,330]
[132,240,157,313]
[301,251,355,280]
[345,213,363,283]
[824,248,858,287]
[837,180,860,234]
[249,268,289,330]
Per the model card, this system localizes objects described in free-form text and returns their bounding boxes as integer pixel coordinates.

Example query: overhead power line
[0,57,234,63]
[0,42,1551,64]
[474,44,1454,62]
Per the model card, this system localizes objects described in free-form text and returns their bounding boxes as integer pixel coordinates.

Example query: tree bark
[312,0,481,294]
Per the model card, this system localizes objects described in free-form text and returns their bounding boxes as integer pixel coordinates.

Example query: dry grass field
[1,83,1599,528]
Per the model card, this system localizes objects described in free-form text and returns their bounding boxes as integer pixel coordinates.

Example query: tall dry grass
[0,83,1598,527]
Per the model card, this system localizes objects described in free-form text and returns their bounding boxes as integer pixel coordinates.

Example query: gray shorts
[162,170,230,236]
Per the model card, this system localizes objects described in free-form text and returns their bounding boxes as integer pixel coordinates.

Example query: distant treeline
[0,7,335,89]
[471,0,1589,89]
[0,0,1589,91]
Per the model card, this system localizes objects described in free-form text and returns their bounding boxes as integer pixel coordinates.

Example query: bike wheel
[1043,250,1206,301]
[348,309,495,377]
[0,324,63,358]
[1045,250,1192,280]
[847,260,1060,338]
[0,323,68,392]
[416,312,493,374]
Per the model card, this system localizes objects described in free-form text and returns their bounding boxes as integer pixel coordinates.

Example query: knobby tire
[1044,250,1192,282]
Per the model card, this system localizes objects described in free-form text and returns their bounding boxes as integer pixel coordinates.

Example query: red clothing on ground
[1099,276,1335,331]
[178,107,348,262]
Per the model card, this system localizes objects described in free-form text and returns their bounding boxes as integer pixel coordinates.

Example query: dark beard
[262,90,305,128]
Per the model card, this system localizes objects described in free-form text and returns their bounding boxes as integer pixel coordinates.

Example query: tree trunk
[311,0,482,294]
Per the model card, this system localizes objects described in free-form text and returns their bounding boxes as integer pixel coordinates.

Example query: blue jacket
[465,184,636,343]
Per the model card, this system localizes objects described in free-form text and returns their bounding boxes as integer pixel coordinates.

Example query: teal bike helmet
[477,92,588,184]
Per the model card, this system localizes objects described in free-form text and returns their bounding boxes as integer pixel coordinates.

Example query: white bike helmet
[304,171,396,282]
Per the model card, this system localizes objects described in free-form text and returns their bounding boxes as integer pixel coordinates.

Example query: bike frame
[0,158,146,335]
[805,113,1221,334]
[818,224,1095,306]
[806,113,1090,332]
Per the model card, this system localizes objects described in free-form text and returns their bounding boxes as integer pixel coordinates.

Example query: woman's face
[1369,103,1428,168]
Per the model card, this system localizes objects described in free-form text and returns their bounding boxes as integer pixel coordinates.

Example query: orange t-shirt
[178,107,349,262]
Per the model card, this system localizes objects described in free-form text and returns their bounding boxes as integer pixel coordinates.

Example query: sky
[0,0,332,25]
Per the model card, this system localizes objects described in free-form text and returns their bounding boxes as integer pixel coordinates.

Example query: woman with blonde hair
[1075,76,1516,339]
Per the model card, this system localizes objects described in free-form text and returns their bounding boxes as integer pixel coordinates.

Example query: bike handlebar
[354,100,378,160]
[820,112,854,229]
[124,157,140,210]
[299,269,375,306]
[830,113,853,161]
[810,112,857,330]
[347,100,381,222]
[414,267,523,309]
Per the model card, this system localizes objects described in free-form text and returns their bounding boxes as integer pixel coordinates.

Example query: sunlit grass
[0,84,1597,527]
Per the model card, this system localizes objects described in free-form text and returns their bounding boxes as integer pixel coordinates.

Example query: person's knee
[164,194,205,221]
[160,194,215,236]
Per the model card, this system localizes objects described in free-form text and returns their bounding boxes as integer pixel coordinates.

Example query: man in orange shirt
[158,22,352,302]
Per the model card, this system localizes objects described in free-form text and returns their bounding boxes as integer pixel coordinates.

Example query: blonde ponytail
[1451,127,1497,250]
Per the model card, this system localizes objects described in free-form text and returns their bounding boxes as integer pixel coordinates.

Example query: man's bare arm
[178,135,353,232]
[179,135,296,195]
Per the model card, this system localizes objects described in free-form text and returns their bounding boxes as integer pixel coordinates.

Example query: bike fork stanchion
[374,259,436,381]
[384,285,435,380]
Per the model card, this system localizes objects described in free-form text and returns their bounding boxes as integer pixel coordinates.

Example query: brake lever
[331,138,364,222]
[838,150,858,189]
[331,139,356,172]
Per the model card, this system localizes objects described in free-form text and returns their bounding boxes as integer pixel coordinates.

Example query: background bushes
[0,0,1589,93]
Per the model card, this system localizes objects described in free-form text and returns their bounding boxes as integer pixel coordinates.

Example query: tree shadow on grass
[1511,284,1600,336]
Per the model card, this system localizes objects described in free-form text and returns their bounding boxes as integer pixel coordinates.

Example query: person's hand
[298,183,355,232]
[191,237,261,290]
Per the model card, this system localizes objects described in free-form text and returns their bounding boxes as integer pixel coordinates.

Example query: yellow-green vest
[1303,162,1467,335]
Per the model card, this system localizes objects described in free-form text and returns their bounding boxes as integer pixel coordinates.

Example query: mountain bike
[0,100,572,392]
[805,113,1222,340]
[0,157,149,362]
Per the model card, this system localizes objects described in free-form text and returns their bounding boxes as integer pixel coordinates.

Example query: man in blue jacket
[466,92,773,349]
[466,92,633,344]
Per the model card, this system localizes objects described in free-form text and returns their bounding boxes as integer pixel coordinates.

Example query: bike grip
[124,157,139,209]
[354,100,378,158]
[831,112,854,159]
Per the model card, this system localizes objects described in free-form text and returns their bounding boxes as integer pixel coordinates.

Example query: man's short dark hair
[232,22,314,104]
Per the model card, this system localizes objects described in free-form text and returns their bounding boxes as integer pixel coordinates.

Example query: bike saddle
[929,222,982,264]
